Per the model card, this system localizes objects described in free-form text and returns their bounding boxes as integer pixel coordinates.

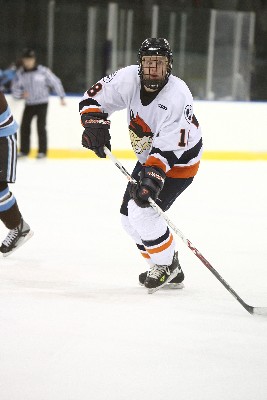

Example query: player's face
[141,56,168,82]
[22,57,36,70]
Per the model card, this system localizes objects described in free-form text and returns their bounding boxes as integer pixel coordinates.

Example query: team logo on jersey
[158,104,167,110]
[129,111,153,154]
[184,104,193,123]
[103,71,118,83]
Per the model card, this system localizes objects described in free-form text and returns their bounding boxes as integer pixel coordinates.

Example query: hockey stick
[104,146,267,316]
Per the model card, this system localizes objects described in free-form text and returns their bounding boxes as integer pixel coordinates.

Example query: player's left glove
[129,165,166,208]
[81,112,111,158]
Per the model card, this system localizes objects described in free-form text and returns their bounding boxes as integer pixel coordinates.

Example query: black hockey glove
[129,165,166,208]
[81,112,111,158]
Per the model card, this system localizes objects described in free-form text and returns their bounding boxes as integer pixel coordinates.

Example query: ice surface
[1,158,267,400]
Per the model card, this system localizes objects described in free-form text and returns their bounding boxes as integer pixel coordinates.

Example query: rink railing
[6,95,267,160]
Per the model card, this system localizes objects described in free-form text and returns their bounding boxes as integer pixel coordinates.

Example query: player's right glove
[129,165,166,208]
[81,112,111,158]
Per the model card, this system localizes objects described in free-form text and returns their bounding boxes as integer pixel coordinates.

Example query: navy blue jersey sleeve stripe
[176,138,203,164]
[150,138,202,167]
[136,243,146,251]
[149,147,180,168]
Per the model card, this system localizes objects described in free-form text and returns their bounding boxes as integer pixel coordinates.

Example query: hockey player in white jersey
[79,38,203,293]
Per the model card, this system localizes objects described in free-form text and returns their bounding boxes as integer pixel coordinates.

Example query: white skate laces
[147,265,170,279]
[0,219,33,257]
[2,228,19,246]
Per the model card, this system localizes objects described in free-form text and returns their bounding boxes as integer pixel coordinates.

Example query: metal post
[86,7,97,87]
[179,12,187,78]
[246,12,255,100]
[168,12,176,51]
[118,9,126,68]
[125,9,133,66]
[151,5,159,37]
[206,9,216,100]
[248,12,255,50]
[231,12,243,99]
[47,0,55,69]
[107,2,118,73]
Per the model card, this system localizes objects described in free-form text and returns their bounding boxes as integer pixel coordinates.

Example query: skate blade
[147,268,179,294]
[2,230,34,257]
[141,282,184,290]
[162,282,185,290]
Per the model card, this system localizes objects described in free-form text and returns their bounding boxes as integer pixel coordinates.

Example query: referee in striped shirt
[11,48,66,159]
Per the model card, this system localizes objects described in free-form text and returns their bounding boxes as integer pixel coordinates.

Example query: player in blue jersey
[0,91,33,256]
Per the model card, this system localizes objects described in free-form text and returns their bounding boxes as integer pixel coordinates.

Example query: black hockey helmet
[138,38,173,90]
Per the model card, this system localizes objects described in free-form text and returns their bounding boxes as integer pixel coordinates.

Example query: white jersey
[79,65,203,178]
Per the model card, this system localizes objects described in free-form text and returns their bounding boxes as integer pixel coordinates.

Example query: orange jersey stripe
[166,161,200,178]
[145,156,200,178]
[145,156,167,173]
[146,233,173,254]
[141,252,151,259]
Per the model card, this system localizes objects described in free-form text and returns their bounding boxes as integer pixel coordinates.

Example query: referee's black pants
[20,103,48,155]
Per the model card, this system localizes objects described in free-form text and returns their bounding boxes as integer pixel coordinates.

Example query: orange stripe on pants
[146,234,173,254]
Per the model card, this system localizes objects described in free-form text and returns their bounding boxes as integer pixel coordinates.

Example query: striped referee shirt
[11,65,66,105]
[0,91,19,137]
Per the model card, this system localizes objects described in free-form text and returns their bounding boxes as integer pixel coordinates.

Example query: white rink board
[6,94,267,153]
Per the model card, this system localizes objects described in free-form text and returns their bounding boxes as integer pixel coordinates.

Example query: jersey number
[87,82,103,97]
[178,129,188,147]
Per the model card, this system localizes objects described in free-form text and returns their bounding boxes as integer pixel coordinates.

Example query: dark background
[0,0,266,99]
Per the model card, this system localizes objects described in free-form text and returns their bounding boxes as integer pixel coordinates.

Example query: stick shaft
[104,147,266,315]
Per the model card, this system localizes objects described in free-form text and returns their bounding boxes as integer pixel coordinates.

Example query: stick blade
[243,303,267,316]
[252,307,267,316]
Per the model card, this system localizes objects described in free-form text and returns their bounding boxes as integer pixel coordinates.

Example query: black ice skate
[139,252,184,290]
[144,251,181,294]
[0,219,33,257]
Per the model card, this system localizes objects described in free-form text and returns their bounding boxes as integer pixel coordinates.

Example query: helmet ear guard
[138,38,173,90]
